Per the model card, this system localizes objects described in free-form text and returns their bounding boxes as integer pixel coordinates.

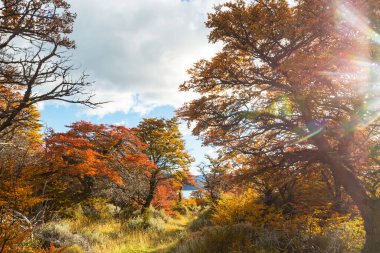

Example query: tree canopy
[0,0,98,137]
[178,0,380,251]
[137,117,194,212]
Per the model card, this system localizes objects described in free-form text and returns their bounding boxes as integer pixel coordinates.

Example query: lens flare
[297,128,323,143]
[319,1,380,133]
[337,3,380,45]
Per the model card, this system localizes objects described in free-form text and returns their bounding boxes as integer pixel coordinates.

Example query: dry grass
[40,213,193,253]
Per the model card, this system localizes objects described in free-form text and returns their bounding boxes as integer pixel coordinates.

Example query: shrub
[189,208,213,232]
[56,204,82,220]
[172,203,188,216]
[36,222,92,252]
[81,198,113,220]
[81,230,105,244]
[182,198,198,212]
[124,216,166,232]
[130,207,170,221]
[116,206,138,220]
[62,244,85,253]
[211,189,283,229]
[176,219,364,253]
[152,208,171,222]
[37,223,73,246]
[182,189,365,253]
[175,223,262,253]
[124,216,148,230]
[123,209,167,233]
[0,211,33,253]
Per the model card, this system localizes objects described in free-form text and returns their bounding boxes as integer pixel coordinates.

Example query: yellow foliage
[211,189,283,228]
[211,189,365,252]
[182,198,197,210]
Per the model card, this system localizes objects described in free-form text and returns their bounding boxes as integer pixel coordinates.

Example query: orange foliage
[0,104,43,252]
[45,121,153,185]
[152,179,178,212]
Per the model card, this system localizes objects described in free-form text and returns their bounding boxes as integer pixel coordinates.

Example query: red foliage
[45,121,154,185]
[152,179,179,212]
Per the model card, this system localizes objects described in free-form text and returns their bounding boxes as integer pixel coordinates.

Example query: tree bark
[361,200,380,253]
[301,105,379,252]
[313,136,380,252]
[141,176,157,214]
[178,186,183,203]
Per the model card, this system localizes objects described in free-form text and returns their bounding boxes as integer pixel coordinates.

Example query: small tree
[137,117,193,213]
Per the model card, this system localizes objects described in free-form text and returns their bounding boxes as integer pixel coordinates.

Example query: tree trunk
[178,186,183,203]
[301,105,380,252]
[332,173,344,213]
[141,178,156,214]
[311,135,379,252]
[361,200,380,253]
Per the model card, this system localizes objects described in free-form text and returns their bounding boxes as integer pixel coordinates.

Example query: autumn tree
[0,0,98,138]
[0,104,44,251]
[137,117,193,213]
[43,121,152,211]
[178,0,380,251]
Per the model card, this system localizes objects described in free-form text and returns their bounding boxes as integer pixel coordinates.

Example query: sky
[39,0,227,174]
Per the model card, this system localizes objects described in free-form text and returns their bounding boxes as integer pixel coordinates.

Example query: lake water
[182,190,194,199]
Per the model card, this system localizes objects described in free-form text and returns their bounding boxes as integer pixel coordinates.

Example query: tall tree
[178,0,380,251]
[0,0,98,137]
[137,117,193,213]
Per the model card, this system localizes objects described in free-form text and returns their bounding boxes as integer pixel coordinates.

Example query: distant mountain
[183,175,204,191]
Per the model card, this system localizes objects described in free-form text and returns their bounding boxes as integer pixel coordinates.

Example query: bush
[0,209,36,252]
[81,230,105,244]
[172,202,188,215]
[177,215,365,253]
[81,198,113,220]
[176,220,364,253]
[152,208,171,222]
[182,198,198,212]
[124,216,166,232]
[189,208,213,231]
[116,206,138,220]
[37,223,73,246]
[181,189,365,253]
[175,223,262,253]
[62,244,85,253]
[211,189,282,228]
[56,198,115,221]
[123,208,168,233]
[56,203,82,220]
[36,222,92,252]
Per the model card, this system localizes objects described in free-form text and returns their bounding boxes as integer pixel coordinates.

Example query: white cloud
[179,121,192,136]
[67,0,225,117]
[35,101,45,111]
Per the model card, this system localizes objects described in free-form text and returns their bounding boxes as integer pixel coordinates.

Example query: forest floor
[92,216,192,253]
[45,212,195,253]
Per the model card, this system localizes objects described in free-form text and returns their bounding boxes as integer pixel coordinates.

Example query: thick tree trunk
[361,200,380,253]
[311,136,380,252]
[301,105,380,252]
